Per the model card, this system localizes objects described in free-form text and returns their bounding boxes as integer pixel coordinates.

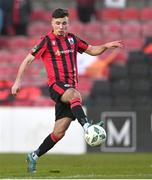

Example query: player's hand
[11,82,21,96]
[104,40,123,49]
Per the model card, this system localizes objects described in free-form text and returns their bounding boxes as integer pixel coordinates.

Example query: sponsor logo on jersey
[55,49,74,56]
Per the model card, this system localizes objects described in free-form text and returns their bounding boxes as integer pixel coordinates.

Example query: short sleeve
[76,36,88,54]
[30,36,47,59]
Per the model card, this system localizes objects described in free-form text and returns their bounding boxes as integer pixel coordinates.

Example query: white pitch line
[4,173,152,179]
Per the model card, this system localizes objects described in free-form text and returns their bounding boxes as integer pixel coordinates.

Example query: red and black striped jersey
[30,31,88,87]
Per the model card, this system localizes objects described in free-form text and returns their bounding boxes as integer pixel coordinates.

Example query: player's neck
[52,30,66,38]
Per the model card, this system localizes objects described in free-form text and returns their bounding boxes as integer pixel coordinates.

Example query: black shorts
[49,82,75,121]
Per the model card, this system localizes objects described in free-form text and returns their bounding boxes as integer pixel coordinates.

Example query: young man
[11,8,123,173]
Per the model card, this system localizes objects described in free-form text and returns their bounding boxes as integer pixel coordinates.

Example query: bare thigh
[61,88,82,103]
[53,117,72,139]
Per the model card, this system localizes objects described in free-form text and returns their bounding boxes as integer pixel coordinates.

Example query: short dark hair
[52,8,69,18]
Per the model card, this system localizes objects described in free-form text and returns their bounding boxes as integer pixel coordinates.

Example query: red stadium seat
[27,37,38,47]
[121,21,142,37]
[140,8,152,21]
[102,33,122,44]
[16,87,41,101]
[0,50,11,62]
[11,50,28,62]
[0,37,9,48]
[0,89,10,101]
[141,22,152,37]
[101,21,121,37]
[96,8,121,21]
[0,80,12,88]
[69,21,84,36]
[82,22,102,43]
[28,22,51,36]
[69,8,78,21]
[7,36,29,49]
[123,37,144,52]
[121,8,140,21]
[30,9,50,22]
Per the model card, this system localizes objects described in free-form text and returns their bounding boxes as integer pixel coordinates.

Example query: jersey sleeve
[76,36,88,54]
[30,36,47,59]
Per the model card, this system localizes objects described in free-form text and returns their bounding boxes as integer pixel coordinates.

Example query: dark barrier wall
[87,107,152,152]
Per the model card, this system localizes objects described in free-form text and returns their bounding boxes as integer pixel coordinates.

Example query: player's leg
[61,88,104,130]
[27,117,72,173]
[34,117,72,157]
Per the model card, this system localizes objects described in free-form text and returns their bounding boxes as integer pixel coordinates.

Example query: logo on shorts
[64,84,71,87]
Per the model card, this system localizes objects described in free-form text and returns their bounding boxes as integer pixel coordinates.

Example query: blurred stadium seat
[130,79,151,95]
[69,8,78,21]
[28,22,51,36]
[134,95,152,108]
[6,36,29,49]
[127,51,145,65]
[101,21,121,37]
[16,87,42,101]
[123,37,145,51]
[0,37,9,48]
[111,79,130,96]
[30,9,50,22]
[109,64,128,80]
[96,8,121,21]
[88,95,112,107]
[141,22,152,37]
[121,21,142,37]
[82,22,102,44]
[90,80,112,96]
[140,7,152,21]
[113,95,133,107]
[69,21,84,36]
[121,8,140,21]
[128,63,149,78]
[84,22,102,37]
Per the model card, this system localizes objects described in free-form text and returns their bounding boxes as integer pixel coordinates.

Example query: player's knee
[68,88,82,102]
[62,88,82,103]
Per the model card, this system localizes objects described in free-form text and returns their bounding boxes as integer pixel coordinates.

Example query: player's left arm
[85,40,123,56]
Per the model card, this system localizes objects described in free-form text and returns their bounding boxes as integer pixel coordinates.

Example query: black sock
[70,98,89,126]
[35,133,59,157]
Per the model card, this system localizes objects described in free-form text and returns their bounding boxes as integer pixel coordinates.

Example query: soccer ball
[84,125,106,147]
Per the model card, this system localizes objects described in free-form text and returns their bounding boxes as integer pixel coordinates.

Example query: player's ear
[51,18,55,26]
[51,19,53,26]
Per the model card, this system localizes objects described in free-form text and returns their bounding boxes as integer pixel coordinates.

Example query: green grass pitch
[0,153,152,179]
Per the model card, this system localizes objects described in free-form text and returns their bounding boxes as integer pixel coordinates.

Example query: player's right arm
[11,36,47,96]
[11,53,35,96]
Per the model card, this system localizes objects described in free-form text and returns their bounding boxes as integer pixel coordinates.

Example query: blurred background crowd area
[0,0,152,107]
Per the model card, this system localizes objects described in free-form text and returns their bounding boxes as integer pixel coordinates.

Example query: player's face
[52,16,69,36]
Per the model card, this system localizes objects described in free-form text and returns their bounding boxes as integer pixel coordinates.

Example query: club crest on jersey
[68,38,74,44]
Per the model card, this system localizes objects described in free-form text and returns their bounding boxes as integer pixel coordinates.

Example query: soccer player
[11,8,123,173]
